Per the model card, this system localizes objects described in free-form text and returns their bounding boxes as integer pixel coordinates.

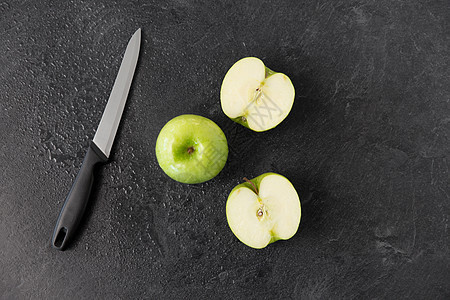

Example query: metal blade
[93,28,141,157]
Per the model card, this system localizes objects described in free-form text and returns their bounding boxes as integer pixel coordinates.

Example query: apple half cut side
[220,57,295,132]
[226,173,301,249]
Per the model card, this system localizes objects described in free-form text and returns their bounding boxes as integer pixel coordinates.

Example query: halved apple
[226,173,301,249]
[220,57,295,132]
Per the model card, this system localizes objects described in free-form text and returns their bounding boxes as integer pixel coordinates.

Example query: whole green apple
[220,57,295,132]
[226,173,301,249]
[155,114,228,184]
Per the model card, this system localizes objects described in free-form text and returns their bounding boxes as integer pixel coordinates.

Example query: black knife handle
[51,142,108,250]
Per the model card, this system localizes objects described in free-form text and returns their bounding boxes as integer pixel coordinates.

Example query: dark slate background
[1,0,449,299]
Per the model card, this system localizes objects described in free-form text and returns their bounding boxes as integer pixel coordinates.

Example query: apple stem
[187,146,195,154]
[243,177,258,195]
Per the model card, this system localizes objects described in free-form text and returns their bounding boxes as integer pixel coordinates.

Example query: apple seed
[257,208,264,217]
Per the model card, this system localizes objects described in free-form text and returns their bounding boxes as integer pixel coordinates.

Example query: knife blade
[51,28,141,250]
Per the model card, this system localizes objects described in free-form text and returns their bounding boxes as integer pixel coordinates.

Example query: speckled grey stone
[1,0,449,299]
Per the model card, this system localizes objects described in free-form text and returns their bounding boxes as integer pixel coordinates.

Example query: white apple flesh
[226,173,301,249]
[220,57,295,132]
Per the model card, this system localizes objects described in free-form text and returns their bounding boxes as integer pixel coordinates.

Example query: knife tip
[131,28,141,44]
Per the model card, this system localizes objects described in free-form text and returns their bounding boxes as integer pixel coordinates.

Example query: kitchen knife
[51,28,141,250]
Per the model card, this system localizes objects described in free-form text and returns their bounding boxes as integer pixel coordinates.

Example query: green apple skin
[226,173,301,249]
[155,114,228,184]
[228,172,272,197]
[220,57,295,132]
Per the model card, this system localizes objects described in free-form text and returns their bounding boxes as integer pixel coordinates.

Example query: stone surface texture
[1,0,449,299]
